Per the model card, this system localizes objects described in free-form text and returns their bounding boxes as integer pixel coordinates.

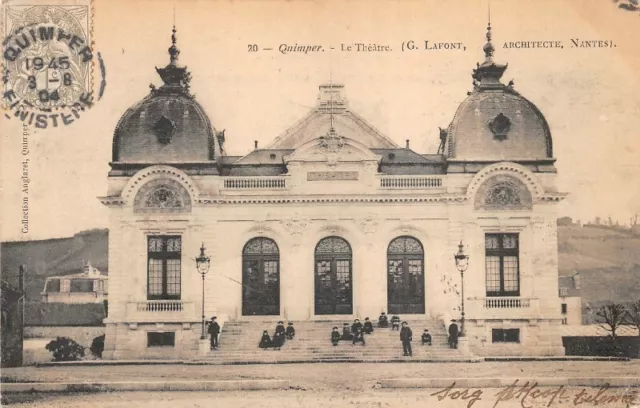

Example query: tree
[596,303,627,339]
[626,300,640,336]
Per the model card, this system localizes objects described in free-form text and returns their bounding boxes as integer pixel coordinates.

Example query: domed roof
[112,28,219,164]
[446,24,553,161]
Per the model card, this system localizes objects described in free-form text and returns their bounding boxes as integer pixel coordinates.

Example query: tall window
[387,236,425,314]
[147,236,181,300]
[242,237,280,315]
[485,233,520,297]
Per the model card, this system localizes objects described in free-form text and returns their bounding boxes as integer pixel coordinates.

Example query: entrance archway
[314,236,353,315]
[387,236,425,314]
[242,237,280,315]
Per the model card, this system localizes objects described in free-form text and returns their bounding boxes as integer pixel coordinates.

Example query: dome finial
[471,7,507,87]
[168,25,180,66]
[154,20,192,95]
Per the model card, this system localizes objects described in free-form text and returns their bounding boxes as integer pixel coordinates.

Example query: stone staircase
[192,318,479,364]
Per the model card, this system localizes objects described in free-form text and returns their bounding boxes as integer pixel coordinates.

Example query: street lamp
[195,243,211,340]
[454,240,469,336]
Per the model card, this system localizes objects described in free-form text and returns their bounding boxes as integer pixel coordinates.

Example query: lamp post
[195,243,211,340]
[454,240,469,336]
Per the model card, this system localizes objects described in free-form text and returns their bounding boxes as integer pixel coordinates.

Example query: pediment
[284,135,382,165]
[267,110,398,150]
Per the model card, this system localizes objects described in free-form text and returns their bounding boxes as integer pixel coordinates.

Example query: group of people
[377,312,402,330]
[259,321,296,350]
[331,317,375,346]
[213,314,460,354]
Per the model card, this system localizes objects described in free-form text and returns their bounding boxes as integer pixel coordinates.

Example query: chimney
[317,83,347,112]
[254,140,258,150]
[406,139,410,149]
[572,272,581,290]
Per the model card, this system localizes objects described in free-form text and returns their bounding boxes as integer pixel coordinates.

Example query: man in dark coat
[272,331,285,350]
[448,320,459,349]
[363,317,374,334]
[259,330,272,349]
[378,312,389,328]
[341,323,353,341]
[275,321,286,337]
[400,321,413,356]
[285,322,296,340]
[207,316,221,350]
[421,329,432,346]
[331,326,341,346]
[351,319,365,346]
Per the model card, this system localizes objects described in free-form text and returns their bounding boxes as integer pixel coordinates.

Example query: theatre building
[100,25,566,359]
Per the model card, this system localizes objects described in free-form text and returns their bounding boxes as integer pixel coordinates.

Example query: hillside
[1,229,108,326]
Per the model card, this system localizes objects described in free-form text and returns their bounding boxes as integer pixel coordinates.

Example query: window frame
[147,235,182,300]
[491,328,520,343]
[485,233,520,297]
[147,332,176,347]
[561,303,567,314]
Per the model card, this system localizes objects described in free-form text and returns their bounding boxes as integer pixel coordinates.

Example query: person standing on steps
[400,321,413,357]
[448,319,459,349]
[207,316,220,350]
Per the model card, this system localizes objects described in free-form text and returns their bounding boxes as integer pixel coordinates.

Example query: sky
[1,0,639,242]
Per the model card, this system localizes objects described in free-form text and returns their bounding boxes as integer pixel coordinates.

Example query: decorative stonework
[134,179,192,213]
[485,182,522,206]
[249,221,269,235]
[358,215,380,235]
[318,127,346,154]
[475,174,532,211]
[280,215,310,236]
[467,162,543,203]
[122,165,198,203]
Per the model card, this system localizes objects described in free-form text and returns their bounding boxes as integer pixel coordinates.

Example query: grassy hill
[558,224,640,323]
[1,229,108,326]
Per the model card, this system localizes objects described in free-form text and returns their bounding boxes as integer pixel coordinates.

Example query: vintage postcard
[1,0,639,406]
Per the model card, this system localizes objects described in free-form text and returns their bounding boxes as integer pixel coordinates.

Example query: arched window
[387,236,425,314]
[314,236,352,315]
[242,237,280,316]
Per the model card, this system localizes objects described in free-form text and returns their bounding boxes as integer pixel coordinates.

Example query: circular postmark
[2,5,103,128]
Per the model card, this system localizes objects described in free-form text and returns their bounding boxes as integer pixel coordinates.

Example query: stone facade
[100,25,567,359]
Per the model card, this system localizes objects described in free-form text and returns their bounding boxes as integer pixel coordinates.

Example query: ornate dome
[445,24,553,161]
[112,27,220,164]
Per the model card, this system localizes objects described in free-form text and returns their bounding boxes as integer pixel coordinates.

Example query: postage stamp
[1,0,99,128]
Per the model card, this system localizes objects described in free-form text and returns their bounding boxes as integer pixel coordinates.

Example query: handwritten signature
[429,380,638,408]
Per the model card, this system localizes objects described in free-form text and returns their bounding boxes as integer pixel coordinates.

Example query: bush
[90,335,105,358]
[45,337,85,361]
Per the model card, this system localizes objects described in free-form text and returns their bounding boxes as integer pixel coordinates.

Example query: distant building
[558,272,582,325]
[1,279,24,367]
[41,262,108,304]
